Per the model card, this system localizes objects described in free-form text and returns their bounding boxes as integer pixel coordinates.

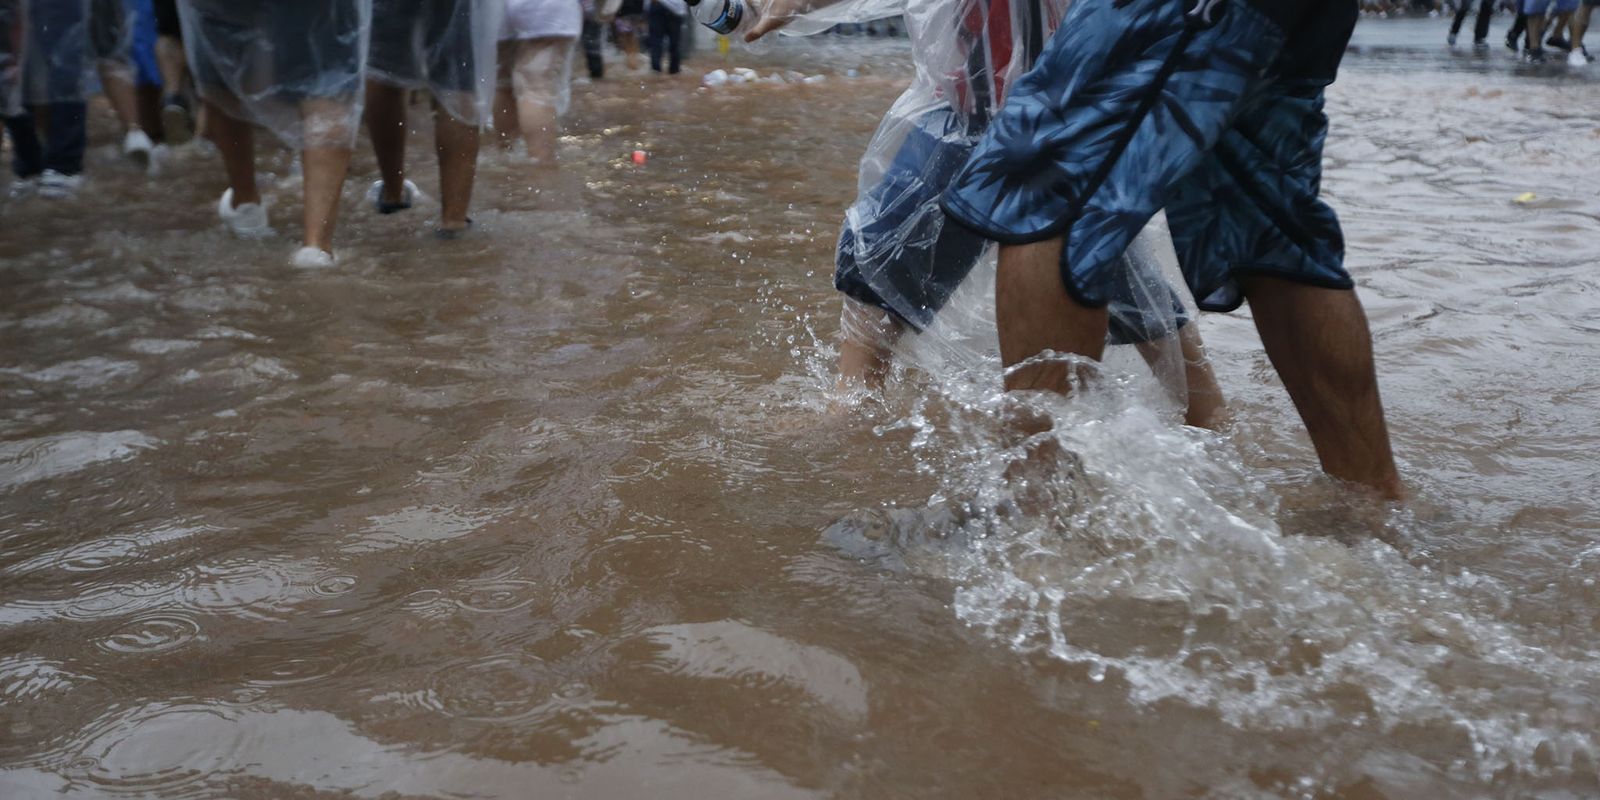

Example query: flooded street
[3,18,1599,799]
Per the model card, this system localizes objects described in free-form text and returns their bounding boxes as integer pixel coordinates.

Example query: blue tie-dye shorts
[940,0,1358,312]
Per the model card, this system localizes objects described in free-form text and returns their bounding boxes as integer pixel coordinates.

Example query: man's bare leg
[98,64,142,134]
[205,103,259,206]
[1528,12,1548,53]
[996,238,1110,392]
[364,82,410,206]
[511,41,562,163]
[493,85,519,147]
[493,41,520,148]
[1573,4,1592,52]
[300,99,354,254]
[155,36,194,143]
[155,36,185,90]
[1241,275,1403,499]
[1136,323,1226,430]
[836,299,906,392]
[434,104,479,232]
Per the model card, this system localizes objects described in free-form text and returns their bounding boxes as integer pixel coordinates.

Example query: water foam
[798,271,1600,789]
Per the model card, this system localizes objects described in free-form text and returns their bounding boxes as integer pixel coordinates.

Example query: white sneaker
[146,144,170,177]
[217,188,273,238]
[290,246,336,269]
[123,129,154,167]
[6,176,39,199]
[1569,48,1590,66]
[38,170,84,199]
[366,178,420,214]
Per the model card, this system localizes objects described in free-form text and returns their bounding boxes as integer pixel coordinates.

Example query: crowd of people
[0,0,699,264]
[1446,0,1596,63]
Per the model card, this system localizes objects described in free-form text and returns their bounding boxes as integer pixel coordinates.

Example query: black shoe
[1472,38,1488,48]
[1526,47,1547,63]
[1448,31,1459,45]
[1505,33,1519,52]
[161,93,194,145]
[1546,35,1572,52]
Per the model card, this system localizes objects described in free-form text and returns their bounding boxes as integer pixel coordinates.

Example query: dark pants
[1451,0,1495,40]
[647,5,681,74]
[15,0,89,176]
[1508,11,1527,44]
[5,103,88,178]
[582,15,604,78]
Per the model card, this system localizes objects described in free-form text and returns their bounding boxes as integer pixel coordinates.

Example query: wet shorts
[1523,0,1578,13]
[941,0,1358,313]
[369,0,481,94]
[154,0,181,38]
[837,108,1187,345]
[89,0,130,62]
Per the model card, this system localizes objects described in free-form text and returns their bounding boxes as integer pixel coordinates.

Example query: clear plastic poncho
[367,0,504,126]
[89,0,136,88]
[18,0,90,105]
[177,0,373,148]
[798,0,1196,394]
[0,0,22,115]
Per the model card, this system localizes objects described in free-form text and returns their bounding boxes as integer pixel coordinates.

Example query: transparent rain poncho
[88,0,136,88]
[792,0,1197,399]
[177,0,373,149]
[367,0,504,126]
[0,0,22,115]
[17,0,90,105]
[498,0,583,119]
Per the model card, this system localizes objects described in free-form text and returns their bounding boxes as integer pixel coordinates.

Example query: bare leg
[620,31,640,71]
[364,82,409,205]
[493,86,518,146]
[205,103,259,206]
[98,63,142,134]
[1136,323,1226,430]
[512,39,569,163]
[493,41,519,147]
[155,37,195,143]
[1241,275,1403,498]
[299,99,355,254]
[995,238,1109,392]
[155,36,186,91]
[1574,4,1592,51]
[836,299,906,392]
[136,83,164,141]
[1528,13,1547,52]
[434,103,479,232]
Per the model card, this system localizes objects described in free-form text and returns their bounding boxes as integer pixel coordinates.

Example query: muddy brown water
[3,21,1600,799]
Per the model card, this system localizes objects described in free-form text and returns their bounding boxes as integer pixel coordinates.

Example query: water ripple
[454,579,541,614]
[95,613,202,655]
[177,558,301,622]
[419,654,561,722]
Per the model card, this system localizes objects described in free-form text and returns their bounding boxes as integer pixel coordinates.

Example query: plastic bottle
[686,0,755,36]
